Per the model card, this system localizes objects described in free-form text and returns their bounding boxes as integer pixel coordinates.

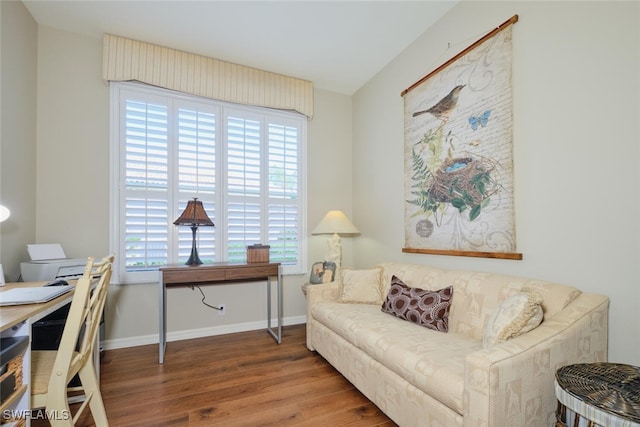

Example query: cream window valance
[102,34,314,118]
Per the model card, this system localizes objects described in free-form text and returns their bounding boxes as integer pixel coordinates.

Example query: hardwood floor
[35,324,395,426]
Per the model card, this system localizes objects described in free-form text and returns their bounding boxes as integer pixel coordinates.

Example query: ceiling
[22,1,456,95]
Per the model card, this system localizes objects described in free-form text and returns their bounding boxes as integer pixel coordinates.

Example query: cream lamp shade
[312,210,360,235]
[312,210,359,268]
[0,205,10,223]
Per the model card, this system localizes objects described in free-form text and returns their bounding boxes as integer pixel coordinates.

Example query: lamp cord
[191,285,223,311]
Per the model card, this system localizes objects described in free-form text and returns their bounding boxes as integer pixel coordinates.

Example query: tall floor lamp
[0,205,11,286]
[0,205,9,223]
[0,204,9,285]
[312,210,360,268]
[173,198,215,265]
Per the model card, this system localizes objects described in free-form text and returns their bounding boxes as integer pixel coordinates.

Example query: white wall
[0,1,38,281]
[31,25,354,347]
[352,1,640,364]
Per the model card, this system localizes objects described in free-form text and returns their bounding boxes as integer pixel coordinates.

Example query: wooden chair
[31,255,114,426]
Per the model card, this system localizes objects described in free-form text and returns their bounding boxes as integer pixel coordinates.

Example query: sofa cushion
[311,302,480,415]
[377,262,448,298]
[338,267,383,304]
[482,288,544,348]
[376,262,583,341]
[381,275,453,332]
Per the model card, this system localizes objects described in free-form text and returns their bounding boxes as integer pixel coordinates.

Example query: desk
[0,281,76,426]
[158,262,282,364]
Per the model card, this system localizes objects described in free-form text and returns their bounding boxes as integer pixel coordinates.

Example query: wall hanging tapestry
[402,15,522,260]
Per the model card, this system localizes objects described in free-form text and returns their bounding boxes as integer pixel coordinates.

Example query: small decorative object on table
[309,261,336,284]
[555,362,640,427]
[247,244,270,263]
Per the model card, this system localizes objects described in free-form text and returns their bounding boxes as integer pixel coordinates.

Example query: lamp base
[185,225,203,265]
[325,233,342,268]
[185,252,202,266]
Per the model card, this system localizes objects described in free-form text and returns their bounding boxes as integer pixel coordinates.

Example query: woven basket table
[555,363,640,427]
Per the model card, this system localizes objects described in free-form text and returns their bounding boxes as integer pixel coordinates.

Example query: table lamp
[312,210,359,268]
[173,197,215,265]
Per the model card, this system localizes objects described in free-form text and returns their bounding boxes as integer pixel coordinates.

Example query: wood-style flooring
[34,324,395,426]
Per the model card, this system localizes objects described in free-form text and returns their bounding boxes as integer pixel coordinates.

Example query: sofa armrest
[307,282,340,304]
[305,282,340,350]
[463,293,609,427]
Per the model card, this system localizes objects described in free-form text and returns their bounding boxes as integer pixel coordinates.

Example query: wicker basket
[0,352,24,392]
[555,363,640,425]
[0,336,28,426]
[0,353,26,426]
[1,418,26,427]
[0,337,27,400]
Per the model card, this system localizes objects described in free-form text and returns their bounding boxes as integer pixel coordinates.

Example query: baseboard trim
[102,315,307,350]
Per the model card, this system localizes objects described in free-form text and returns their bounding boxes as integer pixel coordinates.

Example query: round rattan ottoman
[555,363,640,427]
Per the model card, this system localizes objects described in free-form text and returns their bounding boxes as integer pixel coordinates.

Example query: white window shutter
[111,82,306,283]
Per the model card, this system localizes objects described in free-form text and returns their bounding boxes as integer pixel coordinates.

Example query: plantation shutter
[122,98,170,270]
[267,122,301,264]
[226,114,263,261]
[176,106,218,263]
[112,82,306,283]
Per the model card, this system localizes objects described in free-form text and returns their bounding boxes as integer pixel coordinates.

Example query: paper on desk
[27,243,67,261]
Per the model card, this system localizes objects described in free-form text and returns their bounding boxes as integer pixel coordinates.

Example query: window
[110,82,307,283]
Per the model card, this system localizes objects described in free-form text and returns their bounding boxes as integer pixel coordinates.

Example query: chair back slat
[77,256,113,361]
[50,255,113,387]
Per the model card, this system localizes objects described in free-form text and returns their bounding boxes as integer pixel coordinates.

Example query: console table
[158,262,282,364]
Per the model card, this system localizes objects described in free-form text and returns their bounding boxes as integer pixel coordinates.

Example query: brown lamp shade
[173,198,214,226]
[173,198,214,265]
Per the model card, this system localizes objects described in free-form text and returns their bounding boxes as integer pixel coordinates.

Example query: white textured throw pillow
[482,288,544,348]
[338,268,383,304]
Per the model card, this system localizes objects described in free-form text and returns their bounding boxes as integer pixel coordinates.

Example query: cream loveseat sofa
[305,262,609,427]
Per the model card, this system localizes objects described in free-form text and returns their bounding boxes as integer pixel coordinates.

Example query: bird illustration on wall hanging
[412,85,465,122]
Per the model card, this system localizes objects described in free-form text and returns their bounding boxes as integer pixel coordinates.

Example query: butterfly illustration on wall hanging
[468,110,491,131]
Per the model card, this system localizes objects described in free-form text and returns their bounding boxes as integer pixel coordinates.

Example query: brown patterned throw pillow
[381,275,453,332]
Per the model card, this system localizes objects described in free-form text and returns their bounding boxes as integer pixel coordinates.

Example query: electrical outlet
[218,304,226,316]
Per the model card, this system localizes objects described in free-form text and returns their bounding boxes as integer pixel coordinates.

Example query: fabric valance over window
[102,34,314,118]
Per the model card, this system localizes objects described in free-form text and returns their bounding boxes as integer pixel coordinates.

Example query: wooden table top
[0,281,76,332]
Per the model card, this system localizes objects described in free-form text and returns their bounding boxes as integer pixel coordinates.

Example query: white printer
[20,244,87,282]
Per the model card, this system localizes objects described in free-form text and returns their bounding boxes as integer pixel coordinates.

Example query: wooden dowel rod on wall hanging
[402,247,523,260]
[401,14,519,97]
